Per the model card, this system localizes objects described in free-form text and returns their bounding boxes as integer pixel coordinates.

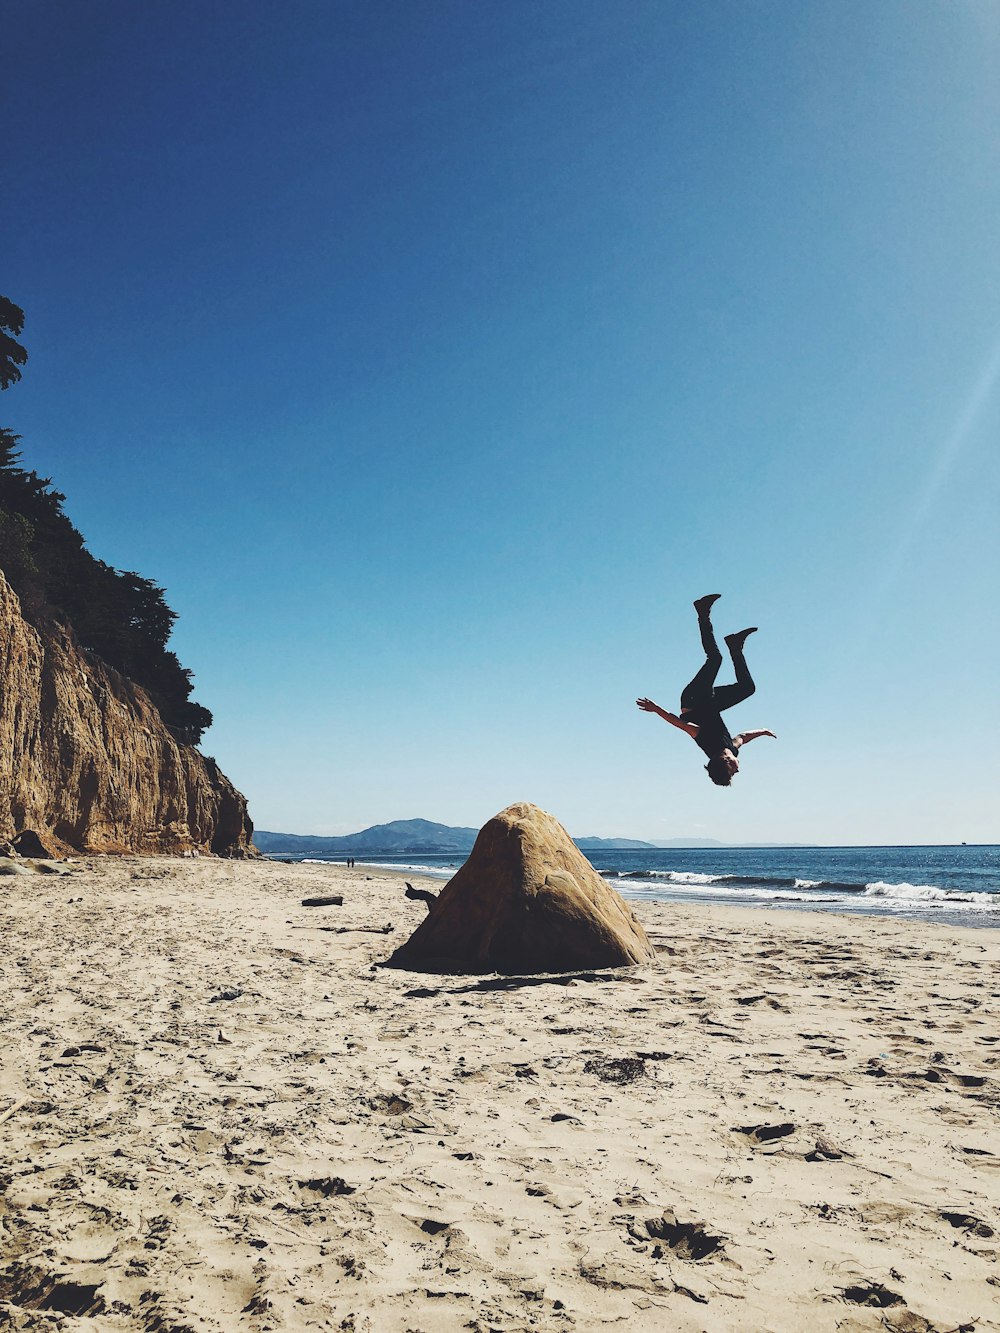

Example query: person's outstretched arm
[636,697,699,738]
[733,729,777,748]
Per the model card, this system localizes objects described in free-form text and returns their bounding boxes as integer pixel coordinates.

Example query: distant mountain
[254,819,479,856]
[653,838,810,848]
[255,820,658,856]
[574,836,656,850]
[653,838,728,848]
[254,821,800,856]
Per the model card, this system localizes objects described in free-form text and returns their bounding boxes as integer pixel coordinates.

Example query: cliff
[0,570,254,856]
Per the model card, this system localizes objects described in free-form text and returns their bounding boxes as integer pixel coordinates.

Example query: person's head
[706,752,738,786]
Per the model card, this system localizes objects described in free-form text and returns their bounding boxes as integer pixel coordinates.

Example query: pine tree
[0,297,28,391]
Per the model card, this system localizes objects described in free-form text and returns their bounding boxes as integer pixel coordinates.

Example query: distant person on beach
[636,594,776,787]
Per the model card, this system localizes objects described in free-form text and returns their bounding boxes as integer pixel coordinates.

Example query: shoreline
[265,851,1000,932]
[1,856,998,1330]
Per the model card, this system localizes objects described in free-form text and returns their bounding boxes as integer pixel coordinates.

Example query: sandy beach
[1,855,998,1332]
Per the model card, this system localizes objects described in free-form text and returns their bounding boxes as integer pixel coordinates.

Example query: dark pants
[680,614,755,714]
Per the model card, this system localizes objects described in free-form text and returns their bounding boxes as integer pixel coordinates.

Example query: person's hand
[636,697,658,712]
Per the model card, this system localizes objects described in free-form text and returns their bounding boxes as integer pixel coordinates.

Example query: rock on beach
[386,801,657,974]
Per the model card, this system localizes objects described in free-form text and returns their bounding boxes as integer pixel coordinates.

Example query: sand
[0,856,998,1333]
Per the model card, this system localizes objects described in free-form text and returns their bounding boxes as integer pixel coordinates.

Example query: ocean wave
[619,879,845,903]
[293,856,456,880]
[619,869,872,893]
[615,870,998,914]
[863,880,999,907]
[621,870,729,885]
[363,860,456,879]
[792,877,869,892]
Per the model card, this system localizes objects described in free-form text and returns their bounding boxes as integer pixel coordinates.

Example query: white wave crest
[622,881,819,903]
[662,871,723,885]
[864,880,998,908]
[364,860,456,879]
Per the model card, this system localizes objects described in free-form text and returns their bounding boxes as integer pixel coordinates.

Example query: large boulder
[386,802,657,974]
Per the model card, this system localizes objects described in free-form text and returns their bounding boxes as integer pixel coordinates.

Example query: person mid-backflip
[636,594,776,787]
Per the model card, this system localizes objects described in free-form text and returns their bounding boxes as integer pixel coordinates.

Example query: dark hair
[706,756,733,786]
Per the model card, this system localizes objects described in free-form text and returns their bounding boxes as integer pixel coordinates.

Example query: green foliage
[0,297,28,391]
[0,299,213,744]
[0,427,214,742]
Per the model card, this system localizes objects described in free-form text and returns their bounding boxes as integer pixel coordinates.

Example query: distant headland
[254,819,801,857]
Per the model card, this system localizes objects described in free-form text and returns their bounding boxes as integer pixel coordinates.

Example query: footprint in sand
[939,1209,995,1238]
[626,1209,726,1261]
[837,1280,905,1309]
[0,1263,106,1319]
[733,1121,796,1144]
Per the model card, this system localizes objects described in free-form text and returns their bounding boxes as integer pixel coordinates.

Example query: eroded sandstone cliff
[0,571,254,855]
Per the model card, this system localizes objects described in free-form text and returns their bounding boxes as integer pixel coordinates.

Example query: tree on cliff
[0,297,28,391]
[0,299,213,744]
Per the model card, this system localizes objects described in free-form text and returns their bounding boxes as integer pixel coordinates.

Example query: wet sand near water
[1,856,998,1331]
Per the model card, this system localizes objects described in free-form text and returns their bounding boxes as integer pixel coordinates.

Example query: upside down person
[636,594,776,787]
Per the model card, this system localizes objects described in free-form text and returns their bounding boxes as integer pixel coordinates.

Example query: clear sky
[5,1,999,845]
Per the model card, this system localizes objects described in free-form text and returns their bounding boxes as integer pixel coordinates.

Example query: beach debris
[0,1097,30,1126]
[404,880,437,909]
[384,801,657,974]
[301,894,344,907]
[317,923,393,935]
[209,988,243,1003]
[629,1210,726,1261]
[583,1056,647,1084]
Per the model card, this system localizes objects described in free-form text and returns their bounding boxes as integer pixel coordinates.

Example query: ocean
[292,844,1000,930]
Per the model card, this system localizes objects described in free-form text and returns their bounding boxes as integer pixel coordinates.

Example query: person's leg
[713,627,757,712]
[680,595,723,711]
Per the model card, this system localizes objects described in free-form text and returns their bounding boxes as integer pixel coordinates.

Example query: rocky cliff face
[0,571,254,855]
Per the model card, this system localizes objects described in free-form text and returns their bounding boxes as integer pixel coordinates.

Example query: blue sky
[5,1,998,844]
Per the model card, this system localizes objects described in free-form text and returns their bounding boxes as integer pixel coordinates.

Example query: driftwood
[0,1097,30,1126]
[319,923,394,935]
[404,881,437,910]
[292,923,394,935]
[301,895,344,908]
